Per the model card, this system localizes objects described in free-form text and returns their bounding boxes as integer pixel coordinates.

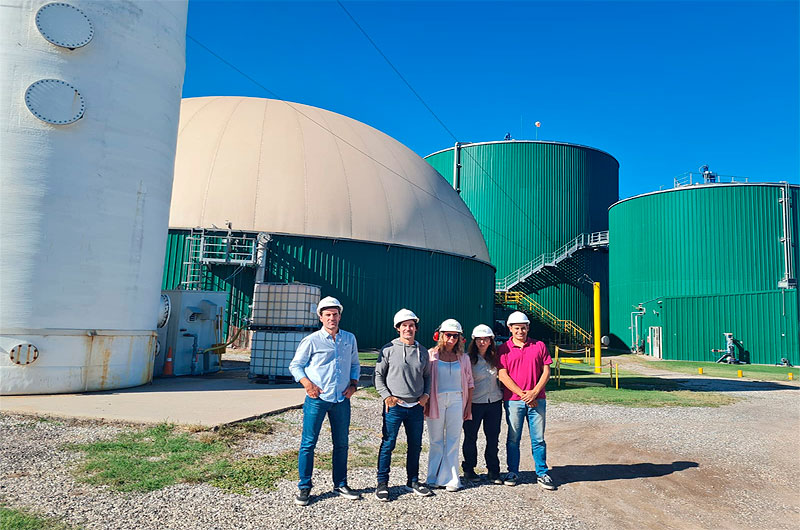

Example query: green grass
[211,450,303,494]
[548,362,739,407]
[66,424,231,492]
[213,419,274,442]
[356,385,381,399]
[0,505,76,530]
[358,351,378,367]
[624,356,799,381]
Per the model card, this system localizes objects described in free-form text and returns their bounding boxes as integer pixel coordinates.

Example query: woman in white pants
[424,319,474,491]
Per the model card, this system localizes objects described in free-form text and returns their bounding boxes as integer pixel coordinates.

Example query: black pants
[461,400,502,475]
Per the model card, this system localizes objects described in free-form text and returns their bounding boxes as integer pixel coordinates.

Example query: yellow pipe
[615,363,619,389]
[594,282,601,373]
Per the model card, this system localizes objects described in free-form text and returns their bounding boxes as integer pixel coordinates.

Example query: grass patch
[211,450,301,494]
[548,386,737,407]
[358,351,378,367]
[0,505,76,530]
[549,361,739,407]
[624,356,799,381]
[356,385,380,399]
[66,424,231,492]
[214,420,274,442]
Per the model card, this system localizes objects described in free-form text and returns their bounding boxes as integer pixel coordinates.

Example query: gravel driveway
[1,376,798,530]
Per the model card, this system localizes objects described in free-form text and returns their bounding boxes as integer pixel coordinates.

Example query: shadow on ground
[550,461,699,485]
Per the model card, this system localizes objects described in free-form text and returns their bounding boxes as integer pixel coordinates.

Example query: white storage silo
[0,1,188,394]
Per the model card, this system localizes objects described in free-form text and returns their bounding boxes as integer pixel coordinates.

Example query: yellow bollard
[698,367,703,375]
[615,363,619,390]
[737,369,743,378]
[790,373,794,381]
[593,282,602,373]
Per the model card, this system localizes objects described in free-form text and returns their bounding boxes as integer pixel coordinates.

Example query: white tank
[0,1,188,394]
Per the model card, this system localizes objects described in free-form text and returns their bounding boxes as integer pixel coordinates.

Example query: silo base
[0,331,156,395]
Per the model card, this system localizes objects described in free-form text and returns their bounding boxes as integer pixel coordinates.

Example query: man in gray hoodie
[374,308,432,501]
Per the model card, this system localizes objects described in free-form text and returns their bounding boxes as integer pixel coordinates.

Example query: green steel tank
[425,141,619,338]
[609,182,799,364]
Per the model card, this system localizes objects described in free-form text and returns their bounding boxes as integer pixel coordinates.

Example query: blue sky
[183,0,799,199]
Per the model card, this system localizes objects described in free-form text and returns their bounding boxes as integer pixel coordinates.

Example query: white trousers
[426,391,463,488]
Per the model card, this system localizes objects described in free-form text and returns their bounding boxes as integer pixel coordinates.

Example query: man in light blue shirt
[289,296,360,506]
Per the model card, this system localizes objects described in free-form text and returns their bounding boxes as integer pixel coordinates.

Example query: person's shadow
[550,460,699,485]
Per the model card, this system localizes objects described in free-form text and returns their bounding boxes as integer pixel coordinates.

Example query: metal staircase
[180,229,259,290]
[497,291,591,344]
[495,231,609,292]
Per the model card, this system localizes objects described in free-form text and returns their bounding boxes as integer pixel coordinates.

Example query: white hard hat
[393,308,419,327]
[317,296,343,316]
[507,311,530,325]
[439,319,463,333]
[471,324,495,338]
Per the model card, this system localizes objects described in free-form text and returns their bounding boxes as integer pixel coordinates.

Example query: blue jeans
[377,404,424,484]
[504,399,548,476]
[298,396,351,490]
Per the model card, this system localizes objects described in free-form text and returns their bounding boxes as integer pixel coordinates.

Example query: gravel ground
[1,376,798,530]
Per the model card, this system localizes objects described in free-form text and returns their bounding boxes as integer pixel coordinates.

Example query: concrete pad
[0,370,307,427]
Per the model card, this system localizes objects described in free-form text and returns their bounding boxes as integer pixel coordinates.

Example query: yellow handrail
[496,291,591,344]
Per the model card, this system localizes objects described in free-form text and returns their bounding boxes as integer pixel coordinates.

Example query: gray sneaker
[294,488,311,506]
[375,483,389,501]
[537,473,556,490]
[334,484,361,500]
[404,481,433,496]
[503,472,519,486]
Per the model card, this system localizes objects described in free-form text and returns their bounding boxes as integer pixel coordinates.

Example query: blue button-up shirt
[289,328,360,403]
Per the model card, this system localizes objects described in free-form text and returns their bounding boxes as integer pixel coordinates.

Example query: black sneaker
[334,484,361,500]
[463,469,480,482]
[375,483,389,502]
[487,472,503,485]
[294,488,311,506]
[404,481,433,497]
[503,472,519,486]
[537,473,556,490]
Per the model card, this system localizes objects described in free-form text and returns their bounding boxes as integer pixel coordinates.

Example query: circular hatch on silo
[35,2,94,49]
[25,79,85,125]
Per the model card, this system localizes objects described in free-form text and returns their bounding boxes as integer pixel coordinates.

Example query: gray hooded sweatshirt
[374,338,431,402]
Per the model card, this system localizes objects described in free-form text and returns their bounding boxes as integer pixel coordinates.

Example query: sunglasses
[443,332,460,338]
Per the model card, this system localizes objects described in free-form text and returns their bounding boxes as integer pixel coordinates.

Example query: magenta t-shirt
[498,339,553,401]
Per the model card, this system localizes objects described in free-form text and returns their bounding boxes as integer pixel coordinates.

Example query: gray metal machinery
[155,290,228,377]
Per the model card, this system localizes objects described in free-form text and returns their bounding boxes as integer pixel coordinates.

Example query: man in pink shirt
[497,311,555,490]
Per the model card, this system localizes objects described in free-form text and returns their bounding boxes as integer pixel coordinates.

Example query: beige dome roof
[170,96,490,262]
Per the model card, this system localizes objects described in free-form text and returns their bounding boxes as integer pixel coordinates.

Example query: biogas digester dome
[0,1,188,394]
[164,97,495,348]
[609,183,799,364]
[426,141,619,337]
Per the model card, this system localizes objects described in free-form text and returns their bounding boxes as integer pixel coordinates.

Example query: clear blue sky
[183,0,799,199]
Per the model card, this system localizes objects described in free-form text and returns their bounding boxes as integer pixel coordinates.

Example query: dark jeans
[462,400,502,475]
[376,404,424,484]
[298,396,351,490]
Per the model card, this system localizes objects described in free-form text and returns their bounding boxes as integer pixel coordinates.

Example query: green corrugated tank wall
[609,183,800,364]
[425,141,619,336]
[163,230,495,349]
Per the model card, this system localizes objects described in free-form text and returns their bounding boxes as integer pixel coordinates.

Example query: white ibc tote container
[0,0,188,394]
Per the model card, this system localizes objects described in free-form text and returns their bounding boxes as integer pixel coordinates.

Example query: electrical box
[155,290,228,377]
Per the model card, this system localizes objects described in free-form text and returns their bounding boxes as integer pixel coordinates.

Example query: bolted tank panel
[0,0,188,394]
[425,141,619,335]
[609,183,799,363]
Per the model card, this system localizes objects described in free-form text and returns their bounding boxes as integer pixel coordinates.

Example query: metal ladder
[497,291,591,345]
[181,228,205,290]
[495,230,609,292]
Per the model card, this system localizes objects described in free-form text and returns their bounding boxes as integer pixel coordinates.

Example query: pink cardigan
[424,347,474,420]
